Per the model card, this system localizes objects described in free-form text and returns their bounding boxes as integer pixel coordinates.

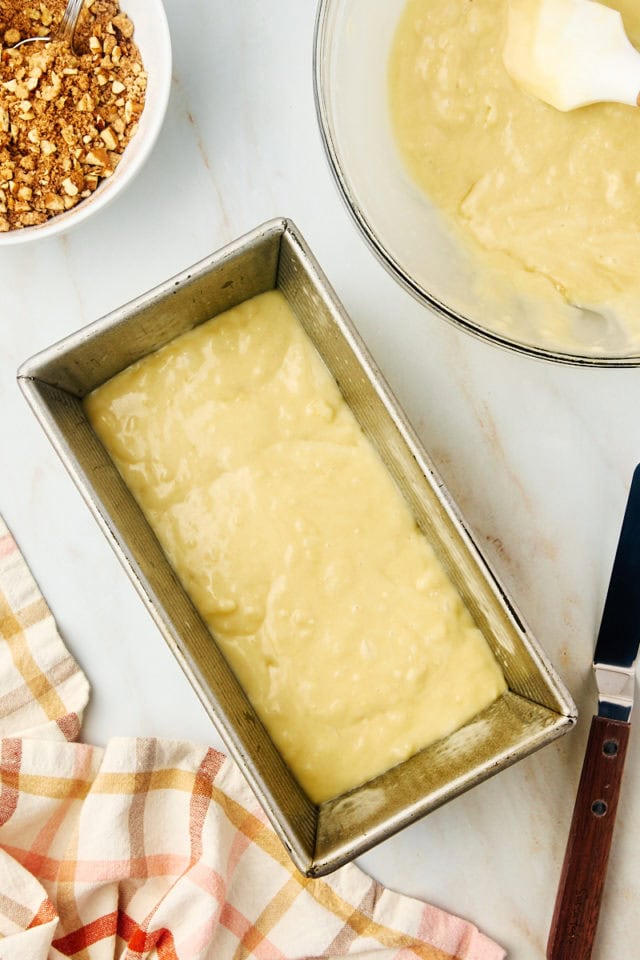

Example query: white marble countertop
[1,2,639,957]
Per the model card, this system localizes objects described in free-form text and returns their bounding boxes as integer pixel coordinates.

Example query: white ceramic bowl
[314,0,640,366]
[0,0,172,246]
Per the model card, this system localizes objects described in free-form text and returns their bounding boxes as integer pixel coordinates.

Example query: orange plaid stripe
[51,910,181,959]
[27,896,58,928]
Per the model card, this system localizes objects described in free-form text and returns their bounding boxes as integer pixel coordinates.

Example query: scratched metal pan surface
[17,218,577,876]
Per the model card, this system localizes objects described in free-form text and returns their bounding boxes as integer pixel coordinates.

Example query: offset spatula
[547,465,640,960]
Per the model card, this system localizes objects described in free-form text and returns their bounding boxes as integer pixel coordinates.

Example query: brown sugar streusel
[0,0,147,231]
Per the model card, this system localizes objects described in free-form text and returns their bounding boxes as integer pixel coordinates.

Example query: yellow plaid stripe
[0,589,67,723]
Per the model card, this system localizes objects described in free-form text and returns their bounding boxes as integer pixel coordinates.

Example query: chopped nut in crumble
[0,0,147,231]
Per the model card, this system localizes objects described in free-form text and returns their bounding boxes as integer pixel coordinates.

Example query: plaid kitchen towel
[0,515,506,960]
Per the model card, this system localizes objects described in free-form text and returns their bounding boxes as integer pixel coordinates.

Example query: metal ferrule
[595,661,636,722]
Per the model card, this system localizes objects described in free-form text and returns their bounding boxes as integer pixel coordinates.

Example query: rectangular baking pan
[17,218,577,876]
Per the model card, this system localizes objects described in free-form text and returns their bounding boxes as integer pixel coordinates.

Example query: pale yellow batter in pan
[389,0,640,338]
[85,291,506,803]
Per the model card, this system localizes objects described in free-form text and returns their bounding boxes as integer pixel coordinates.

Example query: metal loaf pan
[18,218,577,876]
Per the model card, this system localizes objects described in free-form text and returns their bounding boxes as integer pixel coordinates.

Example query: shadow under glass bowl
[313,0,640,367]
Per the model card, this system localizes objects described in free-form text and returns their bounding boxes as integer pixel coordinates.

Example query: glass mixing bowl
[313,0,640,366]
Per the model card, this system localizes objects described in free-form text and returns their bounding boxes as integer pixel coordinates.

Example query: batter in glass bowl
[389,0,640,344]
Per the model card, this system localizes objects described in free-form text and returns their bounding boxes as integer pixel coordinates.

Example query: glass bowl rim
[312,0,640,369]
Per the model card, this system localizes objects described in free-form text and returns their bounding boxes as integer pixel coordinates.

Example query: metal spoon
[7,0,85,53]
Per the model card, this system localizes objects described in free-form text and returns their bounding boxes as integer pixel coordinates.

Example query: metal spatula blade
[503,0,640,111]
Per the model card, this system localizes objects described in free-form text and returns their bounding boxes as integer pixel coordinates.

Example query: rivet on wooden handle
[547,715,630,960]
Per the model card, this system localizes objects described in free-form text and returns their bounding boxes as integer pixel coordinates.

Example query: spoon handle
[57,0,85,45]
[546,715,630,960]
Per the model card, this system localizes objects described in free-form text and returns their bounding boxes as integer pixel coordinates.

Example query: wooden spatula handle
[547,715,630,960]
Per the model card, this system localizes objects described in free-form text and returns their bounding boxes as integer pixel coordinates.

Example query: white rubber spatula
[503,0,640,110]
